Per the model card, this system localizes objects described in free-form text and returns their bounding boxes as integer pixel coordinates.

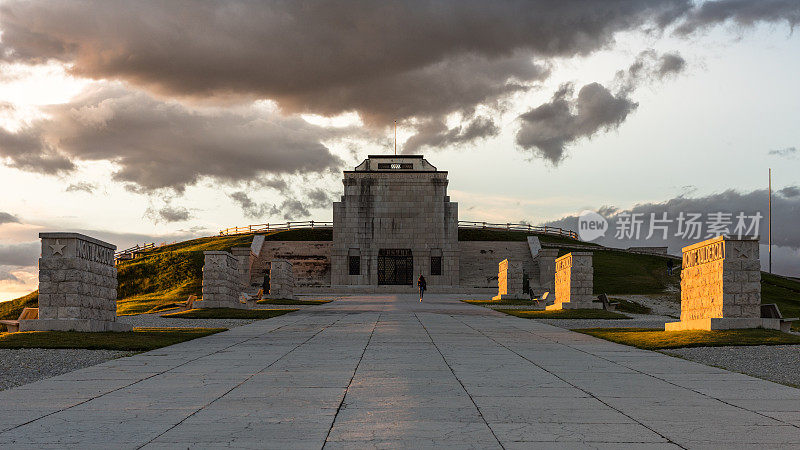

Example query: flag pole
[769,168,772,274]
[394,120,397,155]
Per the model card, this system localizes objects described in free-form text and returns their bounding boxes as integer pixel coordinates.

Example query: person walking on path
[667,259,674,276]
[417,274,427,302]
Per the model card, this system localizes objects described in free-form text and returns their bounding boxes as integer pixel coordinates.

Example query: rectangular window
[430,256,442,276]
[349,255,360,275]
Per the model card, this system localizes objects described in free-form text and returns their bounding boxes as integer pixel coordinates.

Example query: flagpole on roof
[768,168,772,274]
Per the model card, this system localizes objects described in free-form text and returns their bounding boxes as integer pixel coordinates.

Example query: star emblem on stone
[50,240,66,256]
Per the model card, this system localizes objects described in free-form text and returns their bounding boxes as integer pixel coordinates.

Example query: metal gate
[377,249,413,285]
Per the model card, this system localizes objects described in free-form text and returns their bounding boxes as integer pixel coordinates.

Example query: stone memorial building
[331,155,460,290]
[236,155,572,295]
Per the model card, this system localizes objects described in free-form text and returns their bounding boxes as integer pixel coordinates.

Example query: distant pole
[769,168,772,274]
[394,120,397,155]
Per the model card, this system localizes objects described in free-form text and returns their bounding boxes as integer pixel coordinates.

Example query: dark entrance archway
[377,249,413,285]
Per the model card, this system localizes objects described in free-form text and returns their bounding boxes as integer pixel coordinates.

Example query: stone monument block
[202,251,249,309]
[665,237,777,331]
[20,232,132,332]
[532,248,559,294]
[268,259,296,300]
[546,252,598,310]
[492,259,527,300]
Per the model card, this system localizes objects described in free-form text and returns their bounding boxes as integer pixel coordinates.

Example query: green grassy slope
[0,290,38,332]
[457,228,595,246]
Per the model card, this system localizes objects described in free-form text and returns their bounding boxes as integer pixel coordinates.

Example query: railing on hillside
[458,221,579,240]
[219,221,334,236]
[115,243,156,261]
[219,220,578,240]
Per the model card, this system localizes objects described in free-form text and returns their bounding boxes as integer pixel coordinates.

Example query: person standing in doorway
[417,274,427,302]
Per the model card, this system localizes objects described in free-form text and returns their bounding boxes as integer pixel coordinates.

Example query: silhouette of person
[417,274,427,302]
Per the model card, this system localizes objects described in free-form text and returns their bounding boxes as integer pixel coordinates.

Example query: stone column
[492,259,527,300]
[534,248,559,294]
[20,232,132,332]
[202,251,245,308]
[666,237,774,331]
[546,252,597,310]
[268,259,296,300]
[231,247,256,290]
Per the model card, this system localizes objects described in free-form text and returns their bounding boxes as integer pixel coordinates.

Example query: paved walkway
[1,294,799,449]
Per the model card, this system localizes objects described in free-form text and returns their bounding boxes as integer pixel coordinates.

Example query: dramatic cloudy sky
[1,0,799,300]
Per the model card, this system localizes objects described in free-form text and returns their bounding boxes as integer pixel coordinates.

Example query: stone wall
[492,259,526,300]
[678,237,761,322]
[251,241,332,288]
[547,252,596,310]
[268,259,295,300]
[202,251,245,308]
[458,241,536,289]
[231,247,256,291]
[21,232,131,332]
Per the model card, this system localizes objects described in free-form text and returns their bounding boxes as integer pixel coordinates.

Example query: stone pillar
[666,237,775,331]
[546,252,597,310]
[20,232,132,332]
[231,247,256,290]
[533,248,559,294]
[202,251,246,308]
[492,259,526,300]
[268,259,296,300]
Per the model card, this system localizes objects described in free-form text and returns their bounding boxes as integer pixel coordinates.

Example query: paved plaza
[1,295,799,449]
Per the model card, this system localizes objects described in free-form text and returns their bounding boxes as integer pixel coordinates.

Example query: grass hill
[0,290,38,332]
[2,228,798,328]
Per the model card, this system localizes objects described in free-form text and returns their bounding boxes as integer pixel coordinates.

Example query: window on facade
[349,255,360,275]
[430,256,442,276]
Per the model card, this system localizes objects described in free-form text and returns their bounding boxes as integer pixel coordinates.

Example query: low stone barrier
[268,259,295,300]
[665,237,779,331]
[20,232,131,332]
[202,251,248,308]
[492,259,526,300]
[546,252,598,310]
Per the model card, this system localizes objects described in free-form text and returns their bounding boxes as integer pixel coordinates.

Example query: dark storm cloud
[0,85,344,191]
[230,191,272,220]
[230,188,332,221]
[403,116,500,154]
[0,212,20,224]
[0,241,39,266]
[515,83,638,163]
[676,0,800,34]
[145,204,191,223]
[0,0,692,125]
[543,186,800,251]
[515,48,687,163]
[65,182,95,193]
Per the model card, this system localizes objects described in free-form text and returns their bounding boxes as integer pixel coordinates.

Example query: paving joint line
[322,312,381,448]
[139,312,355,448]
[453,314,683,448]
[414,312,506,450]
[0,311,317,435]
[511,320,800,430]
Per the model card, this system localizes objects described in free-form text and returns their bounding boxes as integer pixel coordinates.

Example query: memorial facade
[242,155,570,295]
[331,155,460,290]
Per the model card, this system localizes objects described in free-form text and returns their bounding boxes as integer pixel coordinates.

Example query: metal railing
[458,221,579,240]
[219,220,578,240]
[219,220,334,236]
